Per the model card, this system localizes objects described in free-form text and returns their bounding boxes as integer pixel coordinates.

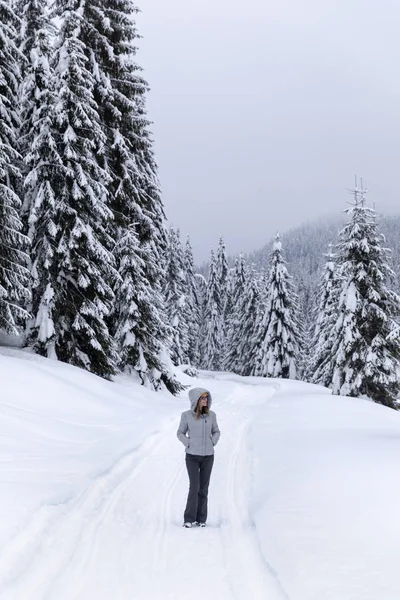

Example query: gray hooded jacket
[177,388,220,456]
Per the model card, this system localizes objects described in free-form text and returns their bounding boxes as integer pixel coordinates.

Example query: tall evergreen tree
[79,0,162,240]
[25,2,118,377]
[18,0,56,215]
[18,0,59,351]
[0,1,30,336]
[257,233,301,379]
[80,0,180,390]
[79,0,166,268]
[195,271,207,360]
[235,267,261,376]
[329,185,400,408]
[113,224,181,392]
[306,245,341,385]
[224,254,247,372]
[221,265,235,369]
[222,267,235,332]
[216,236,228,295]
[163,227,189,365]
[296,278,314,379]
[201,250,221,370]
[184,236,201,366]
[250,269,269,376]
[215,236,228,352]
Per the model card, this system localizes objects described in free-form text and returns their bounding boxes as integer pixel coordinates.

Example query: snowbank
[251,381,400,600]
[0,348,181,575]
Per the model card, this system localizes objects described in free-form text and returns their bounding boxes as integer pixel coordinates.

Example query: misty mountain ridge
[245,212,400,292]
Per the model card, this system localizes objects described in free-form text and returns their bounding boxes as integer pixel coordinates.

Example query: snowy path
[2,379,288,600]
[4,351,400,600]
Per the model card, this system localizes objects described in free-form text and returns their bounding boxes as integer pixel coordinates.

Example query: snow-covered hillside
[1,349,400,600]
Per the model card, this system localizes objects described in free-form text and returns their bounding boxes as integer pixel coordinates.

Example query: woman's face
[198,393,209,408]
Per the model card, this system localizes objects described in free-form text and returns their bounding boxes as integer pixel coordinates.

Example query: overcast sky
[138,0,400,262]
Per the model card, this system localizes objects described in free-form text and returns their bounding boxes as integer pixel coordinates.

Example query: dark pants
[184,454,214,523]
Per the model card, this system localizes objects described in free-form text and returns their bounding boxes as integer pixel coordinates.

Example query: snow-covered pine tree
[257,233,301,379]
[235,267,261,376]
[79,0,153,237]
[111,221,182,395]
[18,1,59,352]
[250,269,270,376]
[80,0,181,392]
[216,236,228,352]
[78,0,165,249]
[252,290,273,377]
[163,227,189,365]
[24,2,118,377]
[221,266,235,361]
[223,253,247,373]
[306,245,341,386]
[0,1,30,336]
[216,236,228,295]
[201,249,222,370]
[194,271,207,357]
[222,266,234,324]
[296,278,314,379]
[184,236,201,366]
[18,1,56,191]
[113,223,180,391]
[329,183,400,408]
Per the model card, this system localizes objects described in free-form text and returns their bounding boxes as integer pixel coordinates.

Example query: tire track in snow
[56,424,185,600]
[150,456,184,592]
[1,419,179,600]
[219,388,290,600]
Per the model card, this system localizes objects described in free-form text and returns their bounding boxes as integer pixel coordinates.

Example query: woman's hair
[195,401,210,420]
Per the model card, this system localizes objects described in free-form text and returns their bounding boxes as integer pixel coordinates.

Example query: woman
[177,387,221,528]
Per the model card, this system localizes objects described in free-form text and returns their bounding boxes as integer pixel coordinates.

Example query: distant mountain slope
[248,213,400,291]
[198,214,400,294]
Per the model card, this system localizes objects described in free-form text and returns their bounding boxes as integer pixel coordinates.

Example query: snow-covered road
[3,379,287,600]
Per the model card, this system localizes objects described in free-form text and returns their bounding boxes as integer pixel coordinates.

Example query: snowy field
[1,348,400,600]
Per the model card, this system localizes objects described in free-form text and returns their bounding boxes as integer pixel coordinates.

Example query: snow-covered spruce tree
[18,1,60,352]
[257,233,301,379]
[235,267,261,376]
[249,269,270,376]
[201,250,222,370]
[184,236,201,366]
[80,0,181,392]
[222,266,235,337]
[216,236,228,298]
[329,186,400,408]
[79,0,148,229]
[0,1,30,336]
[208,236,229,370]
[252,283,273,377]
[112,224,179,391]
[296,278,314,379]
[16,1,46,68]
[79,0,165,256]
[18,0,55,194]
[223,253,247,372]
[306,245,341,386]
[24,3,118,377]
[195,270,207,352]
[163,227,189,365]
